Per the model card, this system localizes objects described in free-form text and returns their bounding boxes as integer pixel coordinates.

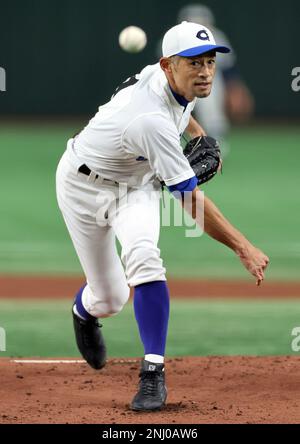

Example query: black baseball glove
[183,135,221,185]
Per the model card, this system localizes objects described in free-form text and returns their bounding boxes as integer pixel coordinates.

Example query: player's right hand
[237,244,269,286]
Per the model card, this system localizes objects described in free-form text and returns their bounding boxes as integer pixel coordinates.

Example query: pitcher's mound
[1,356,300,424]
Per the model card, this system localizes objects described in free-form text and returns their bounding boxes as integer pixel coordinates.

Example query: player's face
[169,52,216,101]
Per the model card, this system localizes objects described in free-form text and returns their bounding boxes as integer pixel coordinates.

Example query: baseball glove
[183,135,221,185]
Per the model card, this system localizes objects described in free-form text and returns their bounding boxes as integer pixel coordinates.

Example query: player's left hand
[183,135,221,185]
[237,245,270,286]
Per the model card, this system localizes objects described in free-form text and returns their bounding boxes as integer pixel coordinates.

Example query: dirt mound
[1,356,300,424]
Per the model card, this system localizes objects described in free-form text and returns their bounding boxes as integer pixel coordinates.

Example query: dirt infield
[1,356,300,424]
[1,274,300,299]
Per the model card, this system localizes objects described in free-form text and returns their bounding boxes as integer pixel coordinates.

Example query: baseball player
[56,21,269,411]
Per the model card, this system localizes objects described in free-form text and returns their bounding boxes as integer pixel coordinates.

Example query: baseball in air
[119,26,147,53]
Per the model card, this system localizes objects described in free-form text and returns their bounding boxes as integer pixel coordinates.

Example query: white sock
[145,354,164,364]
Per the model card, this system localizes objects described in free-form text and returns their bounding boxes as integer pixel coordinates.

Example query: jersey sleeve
[167,176,198,197]
[122,113,195,186]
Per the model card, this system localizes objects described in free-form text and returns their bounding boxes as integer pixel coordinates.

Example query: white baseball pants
[56,146,166,318]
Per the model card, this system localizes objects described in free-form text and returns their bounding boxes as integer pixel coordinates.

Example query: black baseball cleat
[72,308,107,370]
[131,360,167,411]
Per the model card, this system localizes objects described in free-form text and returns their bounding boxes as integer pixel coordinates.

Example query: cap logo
[196,30,209,41]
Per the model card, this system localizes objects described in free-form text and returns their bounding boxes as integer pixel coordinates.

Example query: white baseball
[119,26,147,53]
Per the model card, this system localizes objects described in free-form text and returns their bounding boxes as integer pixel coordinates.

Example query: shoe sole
[130,398,167,412]
[130,403,166,412]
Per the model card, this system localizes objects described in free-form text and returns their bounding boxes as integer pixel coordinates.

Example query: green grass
[1,298,300,357]
[160,126,300,280]
[0,122,300,279]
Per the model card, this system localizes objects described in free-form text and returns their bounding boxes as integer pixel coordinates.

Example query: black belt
[78,164,99,179]
[78,164,118,185]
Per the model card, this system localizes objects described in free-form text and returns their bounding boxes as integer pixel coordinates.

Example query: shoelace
[139,371,161,396]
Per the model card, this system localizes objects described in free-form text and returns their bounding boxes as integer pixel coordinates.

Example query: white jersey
[68,63,196,188]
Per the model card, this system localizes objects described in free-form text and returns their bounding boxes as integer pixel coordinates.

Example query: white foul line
[11,359,139,364]
[11,359,85,364]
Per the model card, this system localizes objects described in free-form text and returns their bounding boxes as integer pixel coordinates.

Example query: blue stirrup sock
[133,281,170,359]
[73,284,95,321]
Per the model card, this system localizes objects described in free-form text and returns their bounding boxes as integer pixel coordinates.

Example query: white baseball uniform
[56,63,196,318]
